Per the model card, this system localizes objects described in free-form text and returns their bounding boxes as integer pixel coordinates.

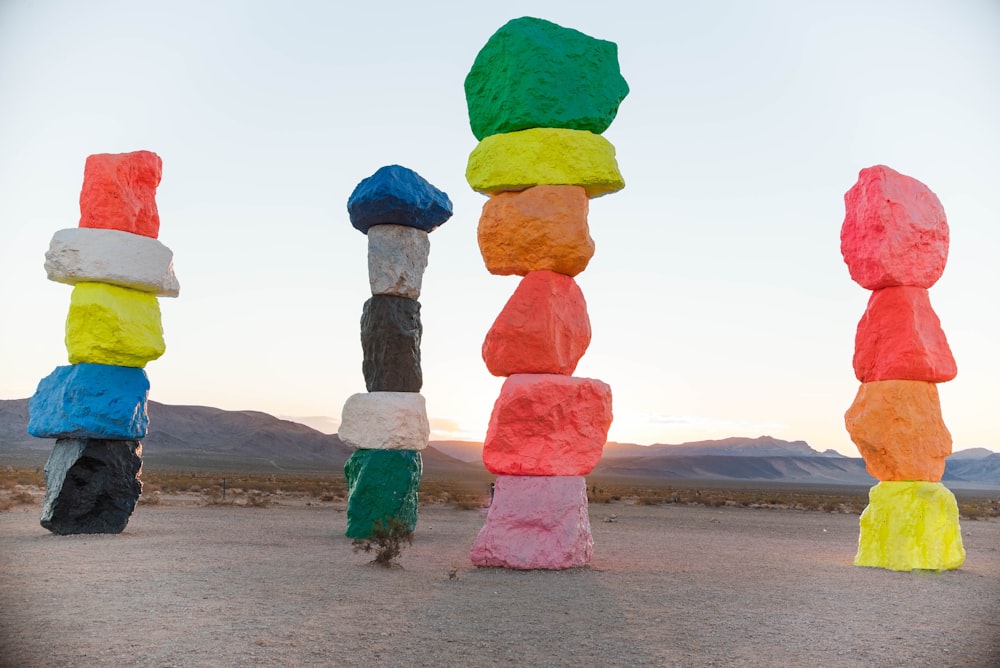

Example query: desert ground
[1,495,999,668]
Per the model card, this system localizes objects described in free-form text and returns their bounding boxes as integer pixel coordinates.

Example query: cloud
[429,417,484,442]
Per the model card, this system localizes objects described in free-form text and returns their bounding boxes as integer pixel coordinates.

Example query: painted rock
[854,286,956,383]
[482,270,591,377]
[348,165,453,234]
[466,128,624,198]
[841,165,949,290]
[40,439,143,535]
[65,282,165,368]
[45,227,180,297]
[79,151,162,238]
[464,16,629,141]
[339,392,430,450]
[344,449,421,539]
[483,374,612,476]
[855,481,965,571]
[478,185,593,277]
[28,364,150,440]
[470,475,593,569]
[844,380,952,482]
[367,224,430,299]
[360,295,422,392]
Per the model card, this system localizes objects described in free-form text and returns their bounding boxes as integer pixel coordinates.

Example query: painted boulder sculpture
[28,151,179,534]
[464,17,626,569]
[341,165,451,539]
[841,165,964,571]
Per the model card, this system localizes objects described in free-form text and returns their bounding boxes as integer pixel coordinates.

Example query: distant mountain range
[2,399,998,488]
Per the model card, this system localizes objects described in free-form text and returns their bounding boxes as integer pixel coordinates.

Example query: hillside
[2,399,998,487]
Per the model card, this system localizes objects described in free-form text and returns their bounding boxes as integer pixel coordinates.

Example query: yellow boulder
[855,481,965,571]
[66,282,165,368]
[844,380,951,481]
[478,185,594,276]
[466,128,624,198]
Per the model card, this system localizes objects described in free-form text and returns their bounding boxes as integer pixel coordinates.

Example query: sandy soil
[1,497,998,668]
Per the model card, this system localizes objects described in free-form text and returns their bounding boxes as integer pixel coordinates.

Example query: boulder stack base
[28,150,178,535]
[342,165,451,540]
[841,166,963,571]
[465,17,627,569]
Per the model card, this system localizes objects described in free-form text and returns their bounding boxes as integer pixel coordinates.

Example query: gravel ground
[1,500,998,667]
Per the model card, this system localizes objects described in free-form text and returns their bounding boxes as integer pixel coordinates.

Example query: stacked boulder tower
[841,165,965,571]
[464,17,628,569]
[340,165,452,539]
[27,150,178,535]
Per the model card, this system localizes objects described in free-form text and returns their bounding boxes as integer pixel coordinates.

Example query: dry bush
[353,517,413,567]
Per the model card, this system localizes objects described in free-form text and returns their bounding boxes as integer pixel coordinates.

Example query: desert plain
[1,488,999,668]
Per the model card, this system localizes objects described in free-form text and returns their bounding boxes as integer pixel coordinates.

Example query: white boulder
[339,392,429,450]
[45,227,180,297]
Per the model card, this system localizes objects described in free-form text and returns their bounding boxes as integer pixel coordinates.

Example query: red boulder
[79,151,162,238]
[854,286,956,383]
[482,270,591,376]
[483,374,612,476]
[841,165,948,289]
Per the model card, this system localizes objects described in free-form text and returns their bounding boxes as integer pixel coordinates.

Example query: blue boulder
[28,364,150,439]
[347,165,453,234]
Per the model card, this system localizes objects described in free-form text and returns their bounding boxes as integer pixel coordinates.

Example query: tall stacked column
[840,165,965,571]
[27,150,178,535]
[340,165,452,539]
[463,17,628,569]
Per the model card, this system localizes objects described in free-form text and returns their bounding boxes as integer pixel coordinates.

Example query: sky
[1,0,998,456]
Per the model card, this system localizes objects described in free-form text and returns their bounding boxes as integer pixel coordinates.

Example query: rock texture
[482,270,591,377]
[853,286,956,383]
[477,185,593,276]
[344,449,421,539]
[841,165,949,290]
[470,475,593,569]
[464,16,629,141]
[65,282,165,367]
[79,151,162,238]
[367,224,431,299]
[348,165,453,234]
[338,392,429,450]
[844,380,952,482]
[28,364,150,440]
[466,128,624,198]
[360,295,422,392]
[855,481,965,571]
[45,227,180,297]
[483,374,612,475]
[40,438,143,535]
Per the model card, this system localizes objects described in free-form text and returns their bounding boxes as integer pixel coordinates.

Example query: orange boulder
[854,286,956,383]
[844,380,952,482]
[482,270,591,376]
[478,185,593,277]
[79,151,162,238]
[483,374,612,476]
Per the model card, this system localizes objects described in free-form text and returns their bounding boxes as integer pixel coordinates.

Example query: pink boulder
[854,286,956,383]
[470,475,593,569]
[483,374,612,476]
[79,151,163,238]
[482,270,591,376]
[841,165,948,289]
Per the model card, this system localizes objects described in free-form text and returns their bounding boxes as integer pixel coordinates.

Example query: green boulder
[465,16,629,141]
[344,449,421,539]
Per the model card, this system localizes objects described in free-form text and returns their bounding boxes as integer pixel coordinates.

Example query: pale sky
[1,0,998,456]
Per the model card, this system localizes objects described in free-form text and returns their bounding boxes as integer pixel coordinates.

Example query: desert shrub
[353,517,413,567]
[11,490,36,505]
[244,491,270,508]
